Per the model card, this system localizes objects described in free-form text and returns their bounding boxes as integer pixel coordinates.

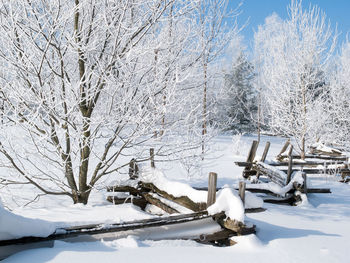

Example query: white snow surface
[245,190,264,209]
[1,135,350,263]
[207,188,245,222]
[0,198,56,240]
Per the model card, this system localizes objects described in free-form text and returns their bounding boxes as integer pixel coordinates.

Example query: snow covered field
[1,135,350,263]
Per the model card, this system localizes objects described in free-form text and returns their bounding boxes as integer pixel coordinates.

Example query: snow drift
[0,198,56,241]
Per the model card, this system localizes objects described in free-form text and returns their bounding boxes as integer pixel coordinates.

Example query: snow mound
[139,168,207,203]
[247,171,305,197]
[0,199,56,241]
[310,142,342,155]
[207,188,245,223]
[103,236,139,249]
[245,191,264,209]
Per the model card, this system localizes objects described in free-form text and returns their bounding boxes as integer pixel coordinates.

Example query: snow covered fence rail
[0,211,217,247]
[106,169,261,245]
[234,140,332,204]
[0,210,256,260]
[277,140,350,182]
[107,171,265,214]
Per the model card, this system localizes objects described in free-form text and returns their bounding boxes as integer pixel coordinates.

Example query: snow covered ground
[1,135,350,262]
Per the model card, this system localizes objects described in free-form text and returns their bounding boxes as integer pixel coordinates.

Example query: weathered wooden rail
[234,140,334,204]
[0,210,257,260]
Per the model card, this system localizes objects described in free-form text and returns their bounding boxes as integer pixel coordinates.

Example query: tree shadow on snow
[249,218,340,245]
[2,240,116,263]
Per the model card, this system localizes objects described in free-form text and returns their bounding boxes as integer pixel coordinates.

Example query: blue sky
[228,0,350,48]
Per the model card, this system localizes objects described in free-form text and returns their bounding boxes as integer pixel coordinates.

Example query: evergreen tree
[222,52,257,133]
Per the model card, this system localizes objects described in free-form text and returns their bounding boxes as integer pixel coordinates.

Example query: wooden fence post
[150,148,155,168]
[277,139,290,160]
[129,158,139,179]
[260,141,271,162]
[207,172,217,208]
[257,141,270,179]
[239,181,246,206]
[302,172,307,194]
[242,140,259,178]
[286,145,294,184]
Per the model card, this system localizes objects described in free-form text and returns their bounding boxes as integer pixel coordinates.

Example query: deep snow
[1,135,350,263]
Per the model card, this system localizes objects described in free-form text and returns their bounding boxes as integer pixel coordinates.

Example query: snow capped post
[207,172,217,208]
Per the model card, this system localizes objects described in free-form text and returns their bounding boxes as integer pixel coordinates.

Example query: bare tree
[0,0,237,204]
[326,41,350,149]
[254,0,336,158]
[194,0,241,158]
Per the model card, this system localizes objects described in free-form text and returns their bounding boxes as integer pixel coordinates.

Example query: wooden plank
[140,182,207,212]
[257,141,271,179]
[207,172,217,208]
[197,224,256,244]
[276,139,290,160]
[192,186,331,194]
[242,140,259,178]
[198,229,236,243]
[278,154,347,161]
[106,185,142,195]
[106,196,147,210]
[302,173,307,194]
[143,193,179,214]
[306,188,331,193]
[245,207,266,213]
[286,145,293,184]
[239,181,246,206]
[251,163,286,186]
[236,161,347,167]
[263,195,295,205]
[0,211,222,247]
[260,141,271,162]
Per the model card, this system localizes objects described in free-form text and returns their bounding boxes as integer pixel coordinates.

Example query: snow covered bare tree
[0,0,241,204]
[327,41,350,149]
[193,0,241,157]
[254,0,336,158]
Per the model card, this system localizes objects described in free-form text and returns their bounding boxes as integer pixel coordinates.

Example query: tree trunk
[73,190,90,205]
[202,59,208,159]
